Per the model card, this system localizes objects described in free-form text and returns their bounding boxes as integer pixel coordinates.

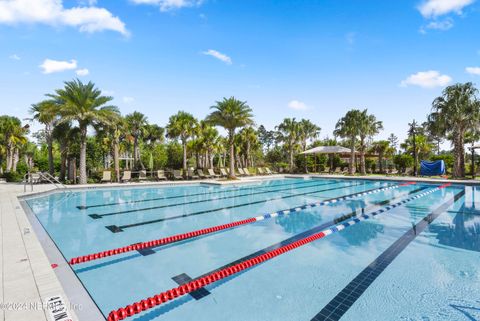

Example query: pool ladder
[24,171,71,193]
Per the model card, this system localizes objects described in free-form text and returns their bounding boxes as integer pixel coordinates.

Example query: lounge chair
[243,168,252,176]
[139,170,147,181]
[197,169,211,179]
[121,171,131,183]
[237,168,246,176]
[188,168,199,179]
[333,167,342,174]
[257,167,265,175]
[101,170,111,183]
[220,168,229,177]
[389,168,399,175]
[208,168,220,178]
[264,167,275,175]
[173,170,184,180]
[156,170,167,180]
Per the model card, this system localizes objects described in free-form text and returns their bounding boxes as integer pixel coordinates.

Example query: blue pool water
[24,178,480,321]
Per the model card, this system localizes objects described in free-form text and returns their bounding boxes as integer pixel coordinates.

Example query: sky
[1,0,480,143]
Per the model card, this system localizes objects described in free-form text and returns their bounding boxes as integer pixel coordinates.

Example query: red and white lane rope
[69,182,416,265]
[106,183,450,321]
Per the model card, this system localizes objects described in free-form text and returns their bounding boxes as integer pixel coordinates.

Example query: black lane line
[172,273,211,300]
[105,182,368,232]
[77,178,329,210]
[140,183,408,254]
[311,188,465,321]
[168,185,432,298]
[91,180,343,219]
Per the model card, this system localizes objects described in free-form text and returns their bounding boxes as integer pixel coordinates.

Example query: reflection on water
[429,205,480,252]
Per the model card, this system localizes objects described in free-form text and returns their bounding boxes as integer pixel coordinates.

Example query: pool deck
[2,174,480,321]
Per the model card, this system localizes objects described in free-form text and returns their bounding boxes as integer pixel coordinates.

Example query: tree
[125,111,148,169]
[50,79,118,184]
[0,116,28,172]
[370,140,393,173]
[334,109,362,174]
[276,118,301,173]
[166,111,197,173]
[357,109,383,175]
[257,125,275,152]
[30,100,59,175]
[238,126,258,167]
[95,112,124,182]
[428,83,480,177]
[387,133,398,153]
[298,119,321,172]
[206,97,254,179]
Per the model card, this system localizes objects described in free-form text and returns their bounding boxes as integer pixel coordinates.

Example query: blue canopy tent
[420,160,445,176]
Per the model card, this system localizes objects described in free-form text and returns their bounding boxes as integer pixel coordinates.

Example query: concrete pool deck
[2,174,480,321]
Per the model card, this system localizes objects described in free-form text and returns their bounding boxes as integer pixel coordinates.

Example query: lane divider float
[69,181,415,265]
[106,183,450,321]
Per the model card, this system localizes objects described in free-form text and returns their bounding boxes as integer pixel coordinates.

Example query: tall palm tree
[429,82,480,177]
[370,140,393,173]
[0,116,28,172]
[358,109,383,175]
[30,100,59,175]
[276,118,301,173]
[298,119,321,172]
[206,97,254,179]
[52,122,74,181]
[49,79,118,184]
[95,111,124,181]
[125,111,148,169]
[238,126,258,167]
[334,109,362,174]
[166,111,198,172]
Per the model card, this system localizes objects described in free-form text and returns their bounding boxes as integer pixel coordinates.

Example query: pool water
[25,178,480,321]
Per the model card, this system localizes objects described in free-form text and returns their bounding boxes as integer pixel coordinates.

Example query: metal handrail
[23,171,70,193]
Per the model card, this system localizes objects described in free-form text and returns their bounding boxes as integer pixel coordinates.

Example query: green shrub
[1,172,24,182]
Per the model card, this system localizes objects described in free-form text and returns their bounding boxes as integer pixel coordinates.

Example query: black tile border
[310,188,465,321]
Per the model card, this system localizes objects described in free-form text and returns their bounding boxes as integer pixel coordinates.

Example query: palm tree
[52,122,73,181]
[358,109,383,175]
[166,111,197,173]
[49,79,118,184]
[276,118,301,173]
[30,100,59,175]
[401,134,434,170]
[95,112,124,182]
[370,140,393,173]
[334,109,362,174]
[429,83,480,177]
[125,111,148,169]
[298,119,321,172]
[206,97,254,179]
[238,126,258,167]
[0,116,28,172]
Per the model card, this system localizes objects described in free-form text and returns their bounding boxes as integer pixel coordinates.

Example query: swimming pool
[23,177,480,321]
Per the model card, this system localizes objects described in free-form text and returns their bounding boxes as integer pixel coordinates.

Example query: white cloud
[418,0,475,18]
[202,49,232,65]
[288,100,309,111]
[39,59,77,74]
[0,0,128,36]
[75,68,89,76]
[400,70,452,88]
[123,96,135,103]
[9,54,20,60]
[466,67,480,75]
[420,18,454,33]
[131,0,203,11]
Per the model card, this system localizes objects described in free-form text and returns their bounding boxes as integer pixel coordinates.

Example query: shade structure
[300,146,352,155]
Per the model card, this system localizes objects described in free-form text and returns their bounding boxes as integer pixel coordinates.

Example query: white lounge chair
[139,170,147,181]
[101,170,111,183]
[188,168,199,180]
[121,171,131,183]
[156,170,167,180]
[197,169,211,179]
[208,168,220,178]
[220,168,228,177]
[173,170,184,180]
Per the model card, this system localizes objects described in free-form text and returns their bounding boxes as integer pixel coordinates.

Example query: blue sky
[1,0,480,143]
